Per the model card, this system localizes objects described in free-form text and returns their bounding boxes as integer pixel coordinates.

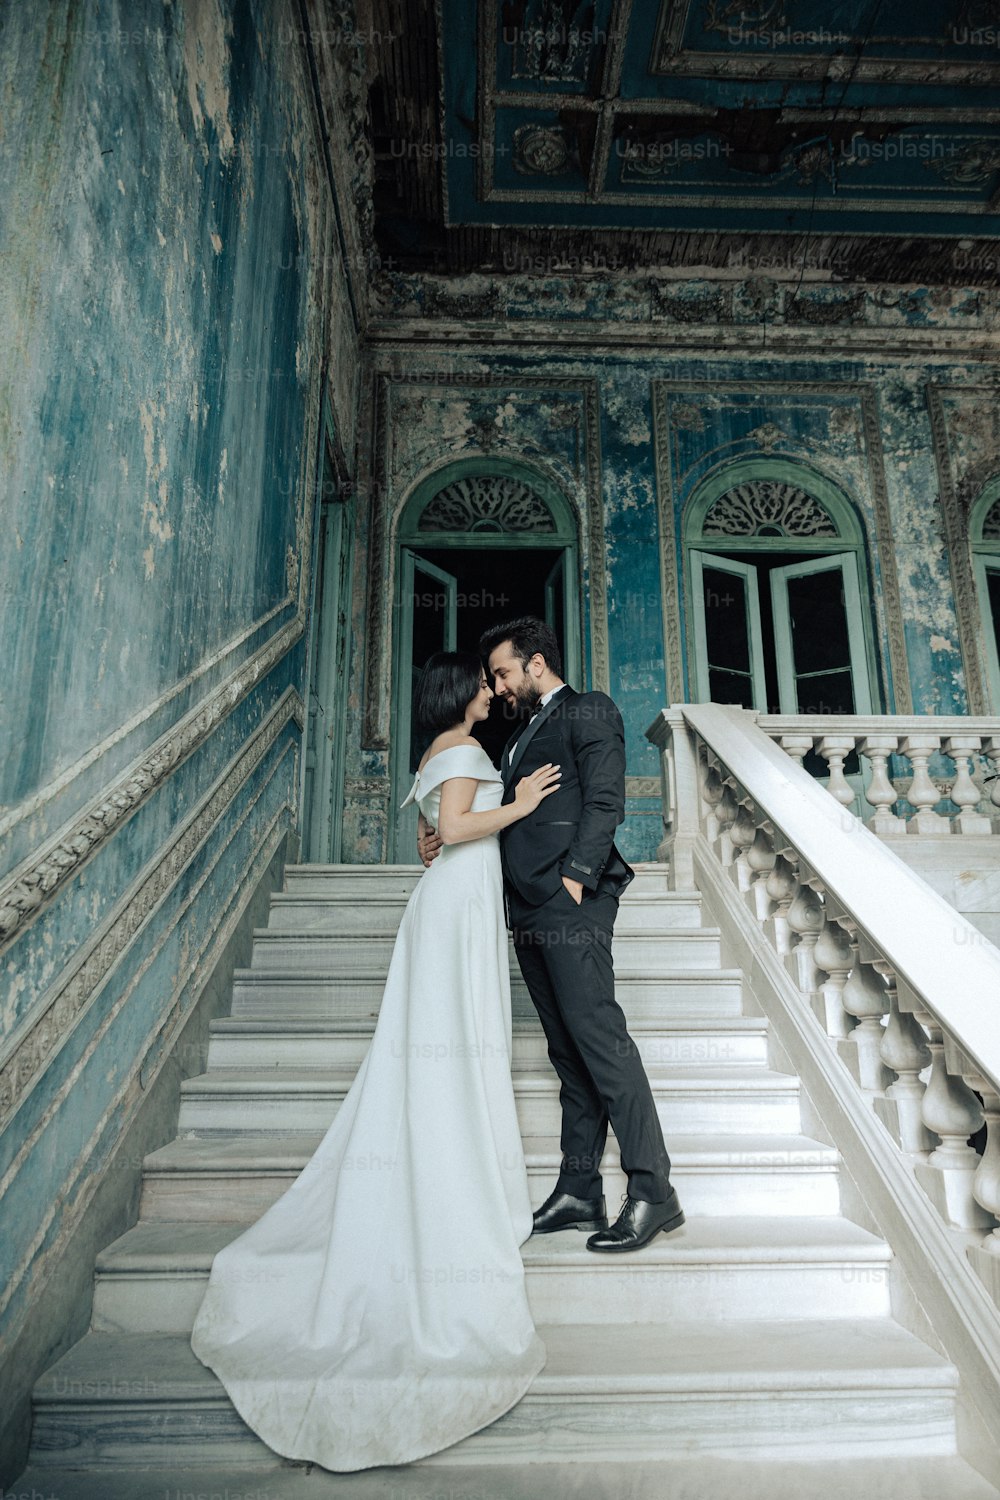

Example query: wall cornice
[367,317,1000,361]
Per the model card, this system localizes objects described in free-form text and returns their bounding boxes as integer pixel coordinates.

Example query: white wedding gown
[190,744,545,1471]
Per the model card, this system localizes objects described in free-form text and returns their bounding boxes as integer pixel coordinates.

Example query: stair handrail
[647,702,1000,1259]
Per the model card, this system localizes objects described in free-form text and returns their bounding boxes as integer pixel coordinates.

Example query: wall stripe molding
[0,689,302,1129]
[0,793,294,1336]
[0,619,304,955]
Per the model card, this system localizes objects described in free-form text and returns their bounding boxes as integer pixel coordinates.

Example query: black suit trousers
[509,884,672,1204]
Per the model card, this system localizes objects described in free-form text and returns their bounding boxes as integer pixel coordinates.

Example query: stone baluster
[967,1083,1000,1303]
[816,735,858,811]
[813,918,856,1038]
[840,930,892,1092]
[700,757,725,842]
[745,826,776,922]
[873,966,933,1153]
[859,734,905,835]
[787,883,825,994]
[716,782,740,867]
[899,734,950,835]
[778,733,815,767]
[982,736,1000,833]
[729,802,758,893]
[914,1021,992,1228]
[943,735,992,835]
[764,855,799,957]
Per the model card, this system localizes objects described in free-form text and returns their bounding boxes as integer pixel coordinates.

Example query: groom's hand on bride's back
[418,825,443,867]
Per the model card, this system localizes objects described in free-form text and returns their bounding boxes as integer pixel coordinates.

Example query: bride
[190,651,560,1471]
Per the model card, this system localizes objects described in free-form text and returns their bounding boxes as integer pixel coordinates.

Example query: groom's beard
[508,681,542,713]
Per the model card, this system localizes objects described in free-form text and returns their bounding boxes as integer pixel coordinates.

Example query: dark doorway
[412,545,568,767]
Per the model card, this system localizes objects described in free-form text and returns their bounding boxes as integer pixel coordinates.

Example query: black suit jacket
[499,685,634,907]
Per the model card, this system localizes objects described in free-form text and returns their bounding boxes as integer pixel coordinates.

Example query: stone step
[140,1130,842,1222]
[228,968,746,1022]
[282,862,674,897]
[265,889,704,934]
[177,1067,802,1135]
[13,1456,1000,1500]
[27,1322,959,1467]
[91,1216,892,1335]
[205,1014,771,1071]
[246,927,724,973]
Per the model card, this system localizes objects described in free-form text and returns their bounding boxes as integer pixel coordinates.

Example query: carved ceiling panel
[363,0,1000,281]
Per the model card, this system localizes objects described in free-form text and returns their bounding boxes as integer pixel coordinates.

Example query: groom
[477,616,683,1253]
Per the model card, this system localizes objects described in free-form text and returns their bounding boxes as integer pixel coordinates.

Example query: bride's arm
[437,765,561,846]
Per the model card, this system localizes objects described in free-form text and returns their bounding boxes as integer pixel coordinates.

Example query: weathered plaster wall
[0,0,359,1475]
[346,294,1000,863]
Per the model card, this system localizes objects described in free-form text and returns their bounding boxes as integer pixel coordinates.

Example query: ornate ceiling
[366,0,1000,283]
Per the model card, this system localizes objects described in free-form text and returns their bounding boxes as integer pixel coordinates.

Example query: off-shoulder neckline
[416,744,495,776]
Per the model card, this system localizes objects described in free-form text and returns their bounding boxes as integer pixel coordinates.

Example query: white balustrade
[647,702,1000,1301]
[757,713,1000,838]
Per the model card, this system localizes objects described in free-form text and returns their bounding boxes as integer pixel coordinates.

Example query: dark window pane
[988,568,1000,657]
[703,567,750,673]
[709,668,755,708]
[786,569,851,675]
[795,669,855,716]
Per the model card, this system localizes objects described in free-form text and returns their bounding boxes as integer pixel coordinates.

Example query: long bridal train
[190,744,545,1471]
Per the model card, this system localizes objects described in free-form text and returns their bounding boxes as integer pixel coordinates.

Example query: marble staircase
[12,864,1000,1498]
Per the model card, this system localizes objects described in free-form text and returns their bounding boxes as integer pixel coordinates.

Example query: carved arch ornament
[418,474,558,534]
[652,381,912,712]
[702,480,838,539]
[363,377,608,750]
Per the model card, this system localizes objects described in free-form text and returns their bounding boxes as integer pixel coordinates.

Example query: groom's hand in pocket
[561,876,584,905]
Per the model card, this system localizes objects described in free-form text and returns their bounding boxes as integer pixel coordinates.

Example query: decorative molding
[344,776,392,802]
[0,690,302,1128]
[513,124,572,175]
[363,372,393,748]
[651,383,686,705]
[0,788,294,1337]
[927,138,1000,188]
[702,480,837,538]
[0,620,304,955]
[858,387,912,713]
[362,375,608,748]
[581,380,611,694]
[419,475,558,533]
[625,776,660,797]
[507,0,602,84]
[0,600,298,850]
[650,0,1000,84]
[927,384,1000,714]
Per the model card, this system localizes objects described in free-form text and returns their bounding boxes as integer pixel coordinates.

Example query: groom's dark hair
[479,616,563,678]
[413,651,484,733]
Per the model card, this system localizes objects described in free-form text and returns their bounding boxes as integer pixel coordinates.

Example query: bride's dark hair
[413,651,484,734]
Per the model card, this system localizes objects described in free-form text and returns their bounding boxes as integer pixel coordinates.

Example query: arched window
[390,458,581,860]
[971,478,1000,708]
[685,460,877,715]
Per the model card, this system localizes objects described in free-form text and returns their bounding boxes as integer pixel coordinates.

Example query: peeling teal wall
[357,327,999,863]
[0,0,353,1421]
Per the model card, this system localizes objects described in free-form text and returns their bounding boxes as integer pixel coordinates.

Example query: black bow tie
[530,699,546,716]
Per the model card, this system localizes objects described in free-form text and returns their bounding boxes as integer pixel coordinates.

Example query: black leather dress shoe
[532,1188,608,1235]
[585,1188,685,1253]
